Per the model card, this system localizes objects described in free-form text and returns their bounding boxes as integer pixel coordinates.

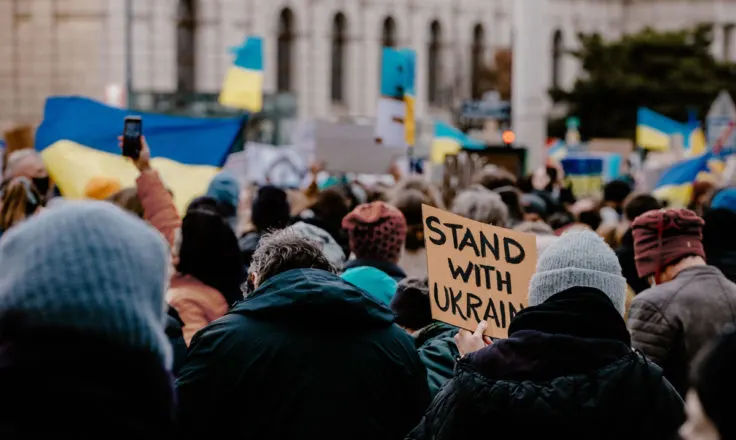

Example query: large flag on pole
[218,36,264,112]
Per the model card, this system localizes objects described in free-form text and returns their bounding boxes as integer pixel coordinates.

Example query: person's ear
[250,272,260,289]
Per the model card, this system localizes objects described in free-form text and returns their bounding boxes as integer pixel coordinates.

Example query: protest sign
[314,121,402,175]
[422,205,537,338]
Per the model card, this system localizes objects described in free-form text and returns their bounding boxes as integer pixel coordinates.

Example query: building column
[511,0,548,173]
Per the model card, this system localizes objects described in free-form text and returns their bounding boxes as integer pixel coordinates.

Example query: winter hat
[0,201,172,368]
[206,170,240,210]
[342,201,407,262]
[290,221,346,270]
[390,277,432,330]
[529,230,627,316]
[251,185,291,232]
[341,266,398,306]
[84,176,122,201]
[631,208,705,279]
[711,187,736,212]
[206,171,240,230]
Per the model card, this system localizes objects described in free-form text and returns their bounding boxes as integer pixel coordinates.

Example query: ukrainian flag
[636,107,706,156]
[36,96,244,213]
[218,36,263,112]
[431,121,485,165]
[399,48,416,146]
[560,156,604,198]
[653,154,712,207]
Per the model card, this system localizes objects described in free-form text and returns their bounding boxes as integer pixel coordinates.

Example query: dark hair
[105,187,144,218]
[548,210,576,230]
[0,177,43,232]
[391,189,429,251]
[251,186,290,232]
[692,327,736,439]
[176,207,244,306]
[390,277,432,331]
[578,210,602,232]
[493,186,525,223]
[603,179,633,206]
[703,208,736,256]
[623,194,661,222]
[188,196,236,219]
[310,188,350,230]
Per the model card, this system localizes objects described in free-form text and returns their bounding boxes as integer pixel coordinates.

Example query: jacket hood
[230,268,394,329]
[344,258,407,281]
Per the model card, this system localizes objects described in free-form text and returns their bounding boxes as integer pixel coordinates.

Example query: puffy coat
[176,268,430,440]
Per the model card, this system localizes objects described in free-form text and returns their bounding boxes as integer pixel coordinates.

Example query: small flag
[219,36,264,112]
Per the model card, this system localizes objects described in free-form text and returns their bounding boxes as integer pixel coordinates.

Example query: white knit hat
[529,230,627,316]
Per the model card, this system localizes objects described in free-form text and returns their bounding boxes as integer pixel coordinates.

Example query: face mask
[32,176,50,196]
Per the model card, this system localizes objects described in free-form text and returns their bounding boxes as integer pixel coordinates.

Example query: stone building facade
[1,0,736,130]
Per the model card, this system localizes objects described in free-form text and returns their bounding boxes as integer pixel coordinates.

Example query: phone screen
[122,116,142,159]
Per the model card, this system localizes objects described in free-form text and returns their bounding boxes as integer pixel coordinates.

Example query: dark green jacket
[175,268,430,440]
[414,322,459,398]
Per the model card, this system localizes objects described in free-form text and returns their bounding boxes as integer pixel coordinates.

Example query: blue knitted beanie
[0,201,172,368]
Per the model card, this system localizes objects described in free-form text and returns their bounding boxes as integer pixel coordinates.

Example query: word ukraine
[422,205,537,338]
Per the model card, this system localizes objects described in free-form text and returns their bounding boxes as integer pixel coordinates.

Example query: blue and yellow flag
[653,154,713,207]
[218,36,264,112]
[431,121,484,165]
[399,48,416,146]
[636,107,706,156]
[36,96,244,213]
[560,156,604,198]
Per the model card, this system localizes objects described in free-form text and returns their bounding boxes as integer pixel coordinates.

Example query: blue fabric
[341,266,399,306]
[712,188,736,212]
[206,170,240,209]
[230,36,263,71]
[0,201,172,368]
[35,96,244,167]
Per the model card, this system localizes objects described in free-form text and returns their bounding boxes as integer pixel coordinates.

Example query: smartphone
[122,116,142,159]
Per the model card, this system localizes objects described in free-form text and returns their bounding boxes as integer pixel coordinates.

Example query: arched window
[382,16,397,48]
[176,0,197,93]
[471,24,485,99]
[331,13,347,103]
[277,8,295,92]
[552,29,563,90]
[428,20,442,105]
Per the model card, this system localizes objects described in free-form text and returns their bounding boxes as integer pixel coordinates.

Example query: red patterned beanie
[631,208,705,280]
[342,202,407,262]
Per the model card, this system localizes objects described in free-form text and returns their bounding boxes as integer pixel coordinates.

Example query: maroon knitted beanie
[342,202,407,262]
[631,208,705,279]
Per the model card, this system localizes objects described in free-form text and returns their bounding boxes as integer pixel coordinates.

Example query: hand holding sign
[422,205,537,339]
[455,321,492,357]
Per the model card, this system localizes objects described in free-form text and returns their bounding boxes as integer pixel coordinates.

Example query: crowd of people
[1,140,736,439]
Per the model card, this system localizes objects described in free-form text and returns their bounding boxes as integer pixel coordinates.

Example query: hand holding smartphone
[122,116,142,160]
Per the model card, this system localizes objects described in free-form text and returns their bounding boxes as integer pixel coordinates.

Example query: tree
[549,25,736,140]
[473,49,512,100]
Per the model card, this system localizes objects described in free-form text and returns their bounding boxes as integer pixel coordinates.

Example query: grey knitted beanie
[529,229,627,316]
[0,201,172,368]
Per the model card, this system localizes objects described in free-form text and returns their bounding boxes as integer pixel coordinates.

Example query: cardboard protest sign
[422,205,537,338]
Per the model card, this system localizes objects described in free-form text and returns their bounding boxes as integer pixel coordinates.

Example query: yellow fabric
[653,183,693,208]
[404,95,415,146]
[84,176,123,200]
[218,67,264,112]
[430,138,461,165]
[41,140,220,214]
[688,128,707,157]
[636,126,670,151]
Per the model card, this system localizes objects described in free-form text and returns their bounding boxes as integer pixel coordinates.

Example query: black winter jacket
[407,288,684,440]
[176,268,430,440]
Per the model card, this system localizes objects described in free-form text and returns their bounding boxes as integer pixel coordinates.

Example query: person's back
[628,208,736,395]
[408,231,683,440]
[0,201,175,437]
[176,230,429,440]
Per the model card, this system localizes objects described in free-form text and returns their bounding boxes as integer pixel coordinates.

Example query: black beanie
[694,327,736,439]
[251,185,290,232]
[390,277,432,331]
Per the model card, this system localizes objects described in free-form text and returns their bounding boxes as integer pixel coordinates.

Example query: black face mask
[32,176,50,196]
